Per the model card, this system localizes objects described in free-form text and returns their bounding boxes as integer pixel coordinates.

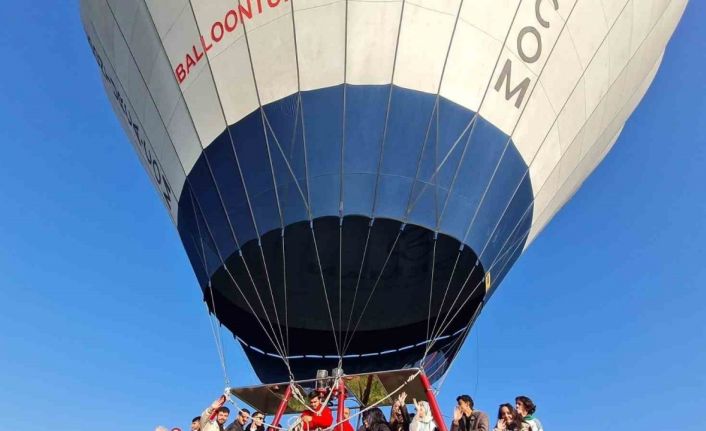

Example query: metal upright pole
[336,377,346,431]
[419,373,448,431]
[271,385,293,430]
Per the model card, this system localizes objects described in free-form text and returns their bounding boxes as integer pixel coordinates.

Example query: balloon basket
[227,368,447,431]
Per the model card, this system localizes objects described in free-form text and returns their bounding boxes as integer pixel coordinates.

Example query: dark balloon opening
[203,216,485,383]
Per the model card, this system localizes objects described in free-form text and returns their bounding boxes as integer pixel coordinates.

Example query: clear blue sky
[1,2,704,431]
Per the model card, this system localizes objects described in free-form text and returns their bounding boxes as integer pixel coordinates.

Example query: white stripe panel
[93,0,190,202]
[294,0,345,91]
[135,0,210,173]
[240,1,298,106]
[81,0,183,222]
[393,0,459,93]
[525,0,687,248]
[147,0,188,38]
[112,0,203,176]
[439,0,516,112]
[347,0,403,85]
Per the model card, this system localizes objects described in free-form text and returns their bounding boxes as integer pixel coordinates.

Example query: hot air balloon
[79,0,687,425]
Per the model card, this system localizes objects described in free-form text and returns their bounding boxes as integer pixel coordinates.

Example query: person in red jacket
[301,391,333,431]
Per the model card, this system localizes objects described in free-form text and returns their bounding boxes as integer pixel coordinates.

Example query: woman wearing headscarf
[410,400,438,431]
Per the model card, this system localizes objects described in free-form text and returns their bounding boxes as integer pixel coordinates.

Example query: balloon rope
[93,1,290,370]
[456,0,583,244]
[232,370,422,431]
[424,2,674,351]
[341,223,372,351]
[401,0,468,357]
[424,0,578,352]
[407,0,527,367]
[424,0,583,350]
[339,0,350,357]
[369,0,407,217]
[191,199,230,386]
[338,0,349,215]
[159,0,291,362]
[89,3,288,378]
[285,2,313,218]
[431,309,478,394]
[403,0,527,220]
[190,0,289,357]
[187,222,230,386]
[308,223,343,358]
[338,221,344,359]
[343,0,407,357]
[343,228,403,354]
[290,376,340,415]
[425,0,663,349]
[101,0,296,376]
[283,0,343,359]
[399,0,467,223]
[282,231,290,355]
[424,237,439,344]
[423,228,528,358]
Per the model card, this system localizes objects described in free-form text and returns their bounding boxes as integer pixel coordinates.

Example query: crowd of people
[156,392,543,431]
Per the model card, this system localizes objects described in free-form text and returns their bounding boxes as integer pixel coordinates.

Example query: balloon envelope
[80,0,687,383]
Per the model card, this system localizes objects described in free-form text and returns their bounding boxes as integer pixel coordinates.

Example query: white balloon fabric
[80,0,688,383]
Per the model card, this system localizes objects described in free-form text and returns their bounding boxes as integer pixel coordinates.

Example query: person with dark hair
[492,404,525,431]
[226,409,251,431]
[191,417,202,431]
[200,396,231,431]
[358,410,370,431]
[514,397,542,431]
[365,407,391,431]
[245,411,266,431]
[301,391,333,431]
[451,395,489,431]
[390,392,411,431]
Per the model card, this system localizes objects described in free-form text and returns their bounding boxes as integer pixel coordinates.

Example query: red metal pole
[337,378,346,431]
[419,373,448,431]
[271,385,293,430]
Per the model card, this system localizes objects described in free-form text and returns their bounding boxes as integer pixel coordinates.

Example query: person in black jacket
[450,395,489,431]
[226,409,251,431]
[245,412,266,431]
[390,392,411,431]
